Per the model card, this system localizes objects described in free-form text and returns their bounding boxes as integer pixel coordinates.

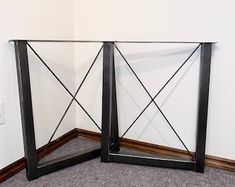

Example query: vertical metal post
[101,42,114,162]
[110,45,120,152]
[195,43,212,172]
[14,41,38,180]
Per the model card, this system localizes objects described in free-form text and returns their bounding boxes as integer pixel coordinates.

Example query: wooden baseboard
[36,129,78,159]
[76,128,100,141]
[0,128,78,183]
[0,158,25,184]
[205,155,235,172]
[77,128,235,172]
[2,128,235,183]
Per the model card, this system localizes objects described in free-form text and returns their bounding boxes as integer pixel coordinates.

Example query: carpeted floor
[2,138,235,187]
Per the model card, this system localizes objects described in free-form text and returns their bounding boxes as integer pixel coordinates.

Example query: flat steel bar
[120,44,201,139]
[38,146,100,177]
[26,44,103,131]
[27,43,102,132]
[109,153,196,170]
[9,39,217,44]
[27,44,103,158]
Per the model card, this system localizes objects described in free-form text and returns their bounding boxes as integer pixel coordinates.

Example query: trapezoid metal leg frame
[14,40,101,180]
[101,42,213,172]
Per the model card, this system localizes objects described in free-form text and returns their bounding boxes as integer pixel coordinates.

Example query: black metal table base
[101,42,213,173]
[12,40,214,180]
[13,40,102,180]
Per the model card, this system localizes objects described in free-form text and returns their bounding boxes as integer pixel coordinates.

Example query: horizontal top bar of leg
[9,39,217,44]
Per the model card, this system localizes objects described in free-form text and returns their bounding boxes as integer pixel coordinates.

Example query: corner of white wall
[73,0,235,160]
[0,0,75,169]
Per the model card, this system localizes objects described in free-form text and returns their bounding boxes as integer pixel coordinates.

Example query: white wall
[74,0,235,160]
[74,43,103,133]
[0,0,74,169]
[1,0,235,171]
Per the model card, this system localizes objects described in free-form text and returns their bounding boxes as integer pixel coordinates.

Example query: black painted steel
[27,43,102,133]
[119,44,201,140]
[101,42,213,172]
[10,39,217,44]
[109,153,196,170]
[14,40,38,180]
[101,42,114,162]
[27,43,103,159]
[195,43,212,172]
[114,44,199,160]
[13,40,102,180]
[38,146,100,177]
[110,47,120,152]
[12,39,213,179]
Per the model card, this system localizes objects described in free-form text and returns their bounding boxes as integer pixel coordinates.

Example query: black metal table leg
[101,42,114,162]
[13,40,102,180]
[195,43,213,172]
[14,40,38,180]
[100,42,214,172]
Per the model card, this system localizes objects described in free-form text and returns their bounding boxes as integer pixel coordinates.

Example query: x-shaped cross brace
[101,42,213,173]
[115,44,201,160]
[26,43,103,157]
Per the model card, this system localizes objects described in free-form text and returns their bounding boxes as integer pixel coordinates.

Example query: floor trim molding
[78,128,235,172]
[1,128,235,182]
[0,129,78,183]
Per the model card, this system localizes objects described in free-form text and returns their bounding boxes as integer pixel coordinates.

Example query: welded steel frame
[12,39,214,181]
[101,41,214,173]
[13,40,101,180]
